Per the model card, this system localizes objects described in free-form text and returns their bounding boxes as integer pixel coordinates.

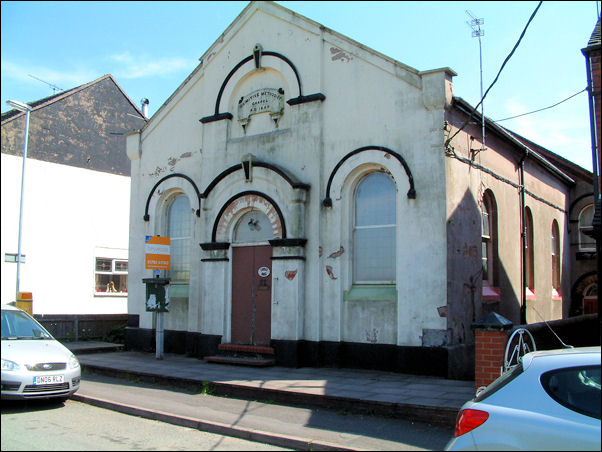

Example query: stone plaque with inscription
[237,88,284,131]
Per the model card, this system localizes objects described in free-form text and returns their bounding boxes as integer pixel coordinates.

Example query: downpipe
[519,150,529,325]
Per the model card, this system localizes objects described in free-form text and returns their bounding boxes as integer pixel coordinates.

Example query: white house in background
[1,74,147,314]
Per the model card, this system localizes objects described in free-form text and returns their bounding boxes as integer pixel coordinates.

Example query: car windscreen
[1,309,53,340]
[474,363,524,402]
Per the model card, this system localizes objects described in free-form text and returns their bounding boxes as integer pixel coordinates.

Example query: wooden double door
[231,245,272,345]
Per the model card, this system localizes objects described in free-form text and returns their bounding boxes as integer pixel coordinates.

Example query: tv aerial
[466,10,486,157]
[28,74,63,94]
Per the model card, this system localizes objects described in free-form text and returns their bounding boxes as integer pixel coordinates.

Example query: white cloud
[1,60,98,88]
[108,52,195,79]
[499,97,593,170]
[1,51,196,89]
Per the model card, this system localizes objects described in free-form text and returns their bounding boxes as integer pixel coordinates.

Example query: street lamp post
[7,99,32,300]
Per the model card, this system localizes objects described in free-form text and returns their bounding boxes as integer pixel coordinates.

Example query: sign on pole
[145,235,171,270]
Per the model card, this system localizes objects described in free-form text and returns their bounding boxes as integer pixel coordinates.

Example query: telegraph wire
[493,87,588,122]
[445,1,543,151]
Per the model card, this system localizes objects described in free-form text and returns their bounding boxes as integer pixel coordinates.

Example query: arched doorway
[231,210,274,345]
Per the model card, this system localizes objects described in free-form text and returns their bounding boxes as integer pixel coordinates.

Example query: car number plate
[33,375,64,385]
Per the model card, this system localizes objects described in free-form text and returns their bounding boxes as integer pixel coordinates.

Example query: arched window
[578,204,595,251]
[551,220,560,293]
[234,210,273,243]
[353,172,396,284]
[525,207,535,292]
[167,194,192,282]
[481,191,498,286]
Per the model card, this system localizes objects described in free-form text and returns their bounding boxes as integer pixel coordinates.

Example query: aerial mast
[466,10,486,157]
[28,74,63,94]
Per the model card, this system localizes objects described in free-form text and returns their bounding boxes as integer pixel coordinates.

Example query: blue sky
[1,1,599,169]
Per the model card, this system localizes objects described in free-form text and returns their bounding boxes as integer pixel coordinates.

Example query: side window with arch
[481,191,498,286]
[167,194,192,283]
[525,207,535,293]
[353,172,396,284]
[551,220,561,295]
[578,204,595,252]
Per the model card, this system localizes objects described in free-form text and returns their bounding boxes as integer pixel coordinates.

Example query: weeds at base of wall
[201,381,215,395]
[103,324,126,344]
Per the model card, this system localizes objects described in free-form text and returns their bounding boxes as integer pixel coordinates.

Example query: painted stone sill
[482,285,501,302]
[344,285,397,302]
[526,287,536,301]
[169,283,189,299]
[94,292,127,298]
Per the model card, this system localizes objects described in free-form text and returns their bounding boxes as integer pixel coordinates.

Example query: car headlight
[1,358,21,371]
[68,354,80,369]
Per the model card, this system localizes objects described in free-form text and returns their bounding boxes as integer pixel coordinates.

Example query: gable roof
[145,1,455,130]
[452,97,577,185]
[504,129,593,184]
[1,74,147,176]
[588,17,601,46]
[1,74,145,123]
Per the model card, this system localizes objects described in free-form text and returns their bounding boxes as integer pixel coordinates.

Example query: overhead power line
[445,1,543,150]
[493,87,588,122]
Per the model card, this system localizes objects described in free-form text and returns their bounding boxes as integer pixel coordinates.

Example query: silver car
[1,304,80,400]
[446,346,601,451]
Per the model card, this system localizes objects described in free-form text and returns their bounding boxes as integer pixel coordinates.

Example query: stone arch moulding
[212,191,286,243]
[570,270,597,316]
[201,160,310,200]
[200,49,326,124]
[144,173,202,221]
[568,192,594,233]
[323,146,417,207]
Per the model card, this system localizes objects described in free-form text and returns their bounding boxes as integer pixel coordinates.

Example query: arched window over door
[233,210,274,243]
[353,171,396,284]
[167,194,192,283]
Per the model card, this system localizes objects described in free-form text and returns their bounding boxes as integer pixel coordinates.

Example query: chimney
[141,98,149,118]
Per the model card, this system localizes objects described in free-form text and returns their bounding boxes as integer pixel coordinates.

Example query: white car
[446,346,601,451]
[1,304,80,400]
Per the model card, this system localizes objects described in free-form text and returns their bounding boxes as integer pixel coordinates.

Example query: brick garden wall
[474,329,508,390]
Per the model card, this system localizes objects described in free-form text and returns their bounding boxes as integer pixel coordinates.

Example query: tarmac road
[1,397,290,451]
[74,370,454,451]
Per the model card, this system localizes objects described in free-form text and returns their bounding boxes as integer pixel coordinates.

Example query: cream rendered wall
[127,3,451,347]
[1,153,129,314]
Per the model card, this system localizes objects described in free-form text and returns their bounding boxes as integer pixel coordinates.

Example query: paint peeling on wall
[167,152,193,169]
[148,166,168,178]
[330,47,353,63]
[327,246,344,259]
[325,265,337,280]
[365,328,378,343]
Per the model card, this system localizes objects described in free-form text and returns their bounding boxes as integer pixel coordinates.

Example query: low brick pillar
[472,312,513,390]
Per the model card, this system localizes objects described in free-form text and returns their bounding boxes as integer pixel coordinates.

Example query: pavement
[64,341,476,451]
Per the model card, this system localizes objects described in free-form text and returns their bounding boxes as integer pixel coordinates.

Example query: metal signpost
[144,235,171,359]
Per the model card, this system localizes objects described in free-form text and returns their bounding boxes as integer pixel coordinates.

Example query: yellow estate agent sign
[145,235,171,270]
